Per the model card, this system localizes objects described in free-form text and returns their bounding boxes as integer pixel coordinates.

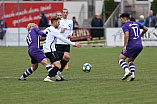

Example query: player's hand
[60,28,65,33]
[75,43,81,48]
[68,34,71,39]
[123,46,127,53]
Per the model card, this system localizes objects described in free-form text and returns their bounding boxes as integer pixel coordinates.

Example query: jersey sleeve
[34,27,46,37]
[54,30,75,46]
[122,25,129,33]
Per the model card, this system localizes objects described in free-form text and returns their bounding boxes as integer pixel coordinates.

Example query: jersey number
[26,33,32,45]
[132,26,139,39]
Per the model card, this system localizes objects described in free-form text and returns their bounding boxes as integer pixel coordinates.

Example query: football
[82,63,92,72]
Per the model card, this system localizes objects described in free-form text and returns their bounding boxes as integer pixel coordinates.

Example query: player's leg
[127,58,135,81]
[118,54,132,80]
[56,44,69,78]
[61,52,70,70]
[127,46,143,81]
[58,45,70,76]
[43,52,63,81]
[18,63,38,80]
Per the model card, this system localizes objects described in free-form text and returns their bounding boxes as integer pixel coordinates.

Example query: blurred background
[0,0,157,47]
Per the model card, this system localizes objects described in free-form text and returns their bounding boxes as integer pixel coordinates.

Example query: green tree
[102,0,117,22]
[151,0,157,15]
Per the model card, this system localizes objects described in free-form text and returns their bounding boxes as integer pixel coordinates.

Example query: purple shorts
[121,45,143,59]
[28,48,46,64]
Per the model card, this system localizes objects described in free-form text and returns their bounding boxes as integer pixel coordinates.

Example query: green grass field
[0,46,157,104]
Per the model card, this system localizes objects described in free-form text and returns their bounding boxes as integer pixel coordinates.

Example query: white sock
[57,71,62,76]
[131,72,135,77]
[125,68,130,73]
[20,75,25,80]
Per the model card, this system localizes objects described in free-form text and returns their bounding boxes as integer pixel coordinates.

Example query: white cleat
[43,78,55,82]
[127,76,135,81]
[122,72,132,80]
[55,74,61,80]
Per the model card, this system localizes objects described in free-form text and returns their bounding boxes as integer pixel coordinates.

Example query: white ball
[82,63,92,72]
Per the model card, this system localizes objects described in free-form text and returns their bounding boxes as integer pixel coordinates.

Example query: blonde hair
[27,23,38,31]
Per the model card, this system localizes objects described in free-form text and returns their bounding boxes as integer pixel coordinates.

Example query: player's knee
[62,54,70,61]
[54,61,61,69]
[66,55,70,61]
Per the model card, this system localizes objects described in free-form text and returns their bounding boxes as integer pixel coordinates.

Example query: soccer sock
[21,67,34,79]
[46,65,53,72]
[48,66,59,77]
[119,59,130,73]
[60,60,68,72]
[129,61,135,77]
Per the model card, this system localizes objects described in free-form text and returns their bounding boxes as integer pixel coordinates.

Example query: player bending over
[118,13,148,81]
[18,23,60,82]
[42,16,81,82]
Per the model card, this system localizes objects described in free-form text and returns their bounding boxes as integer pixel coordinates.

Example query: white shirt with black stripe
[57,18,73,44]
[43,26,75,53]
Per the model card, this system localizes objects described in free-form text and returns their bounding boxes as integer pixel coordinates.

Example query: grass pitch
[0,46,157,104]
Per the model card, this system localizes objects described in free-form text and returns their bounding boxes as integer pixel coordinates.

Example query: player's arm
[141,26,148,37]
[55,31,81,48]
[123,31,129,53]
[35,27,46,37]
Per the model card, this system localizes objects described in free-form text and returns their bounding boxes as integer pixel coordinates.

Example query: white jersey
[57,18,73,44]
[43,26,75,53]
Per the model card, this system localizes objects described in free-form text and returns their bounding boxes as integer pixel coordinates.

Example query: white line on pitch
[0,77,44,79]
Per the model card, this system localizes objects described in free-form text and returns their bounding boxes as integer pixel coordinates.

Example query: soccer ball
[82,63,92,72]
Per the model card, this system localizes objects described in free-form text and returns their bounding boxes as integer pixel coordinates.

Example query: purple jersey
[122,21,144,49]
[26,27,46,50]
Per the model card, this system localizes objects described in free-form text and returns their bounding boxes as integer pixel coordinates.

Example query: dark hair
[120,13,130,20]
[61,8,68,13]
[72,16,76,19]
[51,16,60,24]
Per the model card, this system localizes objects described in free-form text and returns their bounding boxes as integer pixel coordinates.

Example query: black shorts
[56,44,70,59]
[45,52,60,64]
[56,44,70,53]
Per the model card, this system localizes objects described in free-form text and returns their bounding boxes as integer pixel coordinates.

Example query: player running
[118,13,148,81]
[43,16,81,82]
[18,23,59,82]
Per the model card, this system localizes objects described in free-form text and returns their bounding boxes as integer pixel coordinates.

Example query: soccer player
[56,8,73,78]
[43,16,81,82]
[18,23,59,82]
[118,13,148,81]
[56,11,62,18]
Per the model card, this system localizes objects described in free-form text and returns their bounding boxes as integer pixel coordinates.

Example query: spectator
[91,13,103,27]
[145,10,156,27]
[137,15,145,26]
[72,16,79,29]
[0,19,7,40]
[39,11,48,28]
[129,13,136,22]
[115,13,122,27]
[91,13,103,40]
